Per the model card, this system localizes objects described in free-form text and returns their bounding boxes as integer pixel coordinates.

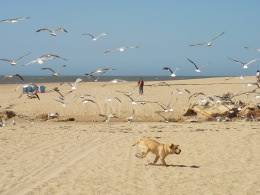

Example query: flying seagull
[4,74,24,82]
[41,67,59,77]
[244,46,260,52]
[186,58,201,72]
[189,32,225,47]
[162,67,179,77]
[110,79,127,83]
[67,78,83,90]
[0,17,30,24]
[36,27,68,36]
[82,33,107,41]
[26,53,67,65]
[85,67,115,80]
[104,46,139,54]
[228,57,259,69]
[0,52,31,66]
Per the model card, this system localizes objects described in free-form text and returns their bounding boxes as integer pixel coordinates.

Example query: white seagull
[68,78,82,90]
[0,17,30,24]
[4,74,24,82]
[228,57,259,69]
[26,53,67,65]
[162,67,179,77]
[189,32,225,47]
[104,46,139,54]
[186,58,201,72]
[244,46,260,52]
[85,67,115,80]
[41,67,59,77]
[0,52,31,65]
[36,27,68,36]
[82,33,107,41]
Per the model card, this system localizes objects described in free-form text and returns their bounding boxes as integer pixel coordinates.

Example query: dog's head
[169,144,181,155]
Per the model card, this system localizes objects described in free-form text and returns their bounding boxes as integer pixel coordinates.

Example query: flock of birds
[1,16,259,80]
[1,16,260,123]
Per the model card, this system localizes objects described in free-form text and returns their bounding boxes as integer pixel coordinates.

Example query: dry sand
[0,77,260,194]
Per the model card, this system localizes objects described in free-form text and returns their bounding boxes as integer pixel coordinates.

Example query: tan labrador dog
[132,137,181,166]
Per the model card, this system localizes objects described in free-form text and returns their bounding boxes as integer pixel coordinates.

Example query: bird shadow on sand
[146,163,200,168]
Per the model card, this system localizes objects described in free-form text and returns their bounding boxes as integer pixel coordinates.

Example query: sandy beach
[0,77,260,195]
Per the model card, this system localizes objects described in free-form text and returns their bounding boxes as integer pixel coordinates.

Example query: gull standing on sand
[104,46,139,54]
[186,58,201,72]
[26,53,67,65]
[0,17,30,24]
[228,57,259,69]
[0,52,31,66]
[82,33,107,41]
[41,67,59,77]
[162,67,179,77]
[189,32,225,47]
[36,27,68,36]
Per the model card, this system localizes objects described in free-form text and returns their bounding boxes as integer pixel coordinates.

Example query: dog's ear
[170,144,174,149]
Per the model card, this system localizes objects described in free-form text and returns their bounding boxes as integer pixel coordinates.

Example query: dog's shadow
[147,163,200,168]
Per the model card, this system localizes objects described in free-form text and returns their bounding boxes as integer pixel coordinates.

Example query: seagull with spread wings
[41,67,59,77]
[36,27,68,36]
[82,32,107,41]
[162,67,179,77]
[104,46,139,54]
[85,67,115,80]
[4,74,25,82]
[186,58,201,72]
[0,17,30,24]
[26,53,67,65]
[228,57,259,69]
[67,78,83,90]
[0,52,31,66]
[189,32,225,47]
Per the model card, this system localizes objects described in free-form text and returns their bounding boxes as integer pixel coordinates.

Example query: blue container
[38,85,46,93]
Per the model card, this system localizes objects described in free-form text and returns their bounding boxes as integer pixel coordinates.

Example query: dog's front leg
[161,158,168,167]
[153,156,159,164]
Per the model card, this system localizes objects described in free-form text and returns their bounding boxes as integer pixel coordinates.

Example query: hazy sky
[1,0,260,76]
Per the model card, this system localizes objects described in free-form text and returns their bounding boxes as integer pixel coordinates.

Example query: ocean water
[0,75,225,84]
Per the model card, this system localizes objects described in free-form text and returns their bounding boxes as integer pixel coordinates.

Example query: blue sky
[0,0,260,76]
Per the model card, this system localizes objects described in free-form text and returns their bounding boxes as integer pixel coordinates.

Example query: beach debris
[99,113,118,123]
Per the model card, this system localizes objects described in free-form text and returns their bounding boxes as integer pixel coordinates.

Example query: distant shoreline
[0,75,240,84]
